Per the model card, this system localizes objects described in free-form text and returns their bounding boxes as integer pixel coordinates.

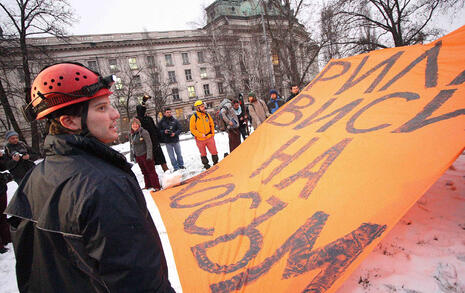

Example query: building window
[17,68,25,82]
[115,77,123,90]
[133,75,141,86]
[150,73,160,85]
[214,65,223,78]
[242,78,250,90]
[168,71,176,83]
[197,51,205,63]
[87,60,98,71]
[206,102,213,109]
[203,84,211,96]
[272,54,279,65]
[217,82,224,94]
[185,69,192,81]
[187,86,196,98]
[172,88,180,101]
[182,53,190,65]
[128,57,138,70]
[165,54,173,66]
[147,55,155,67]
[240,59,247,73]
[109,59,118,72]
[200,67,208,79]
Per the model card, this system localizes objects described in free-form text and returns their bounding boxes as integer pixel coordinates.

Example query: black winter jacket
[4,141,37,183]
[136,105,167,165]
[5,134,174,293]
[159,116,181,144]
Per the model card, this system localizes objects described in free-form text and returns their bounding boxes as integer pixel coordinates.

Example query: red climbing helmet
[23,62,115,121]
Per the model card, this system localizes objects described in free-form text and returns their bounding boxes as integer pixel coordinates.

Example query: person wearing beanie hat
[5,130,19,141]
[246,91,270,130]
[3,130,37,184]
[267,89,285,114]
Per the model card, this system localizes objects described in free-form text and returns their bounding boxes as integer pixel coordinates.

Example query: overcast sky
[68,0,215,35]
[66,0,464,36]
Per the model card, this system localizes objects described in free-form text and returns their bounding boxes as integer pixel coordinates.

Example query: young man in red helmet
[5,63,175,292]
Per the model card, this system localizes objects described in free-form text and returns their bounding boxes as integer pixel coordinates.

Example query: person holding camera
[136,95,169,172]
[3,130,38,184]
[159,108,185,171]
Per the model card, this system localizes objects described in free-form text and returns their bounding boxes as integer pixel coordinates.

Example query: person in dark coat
[266,89,285,114]
[159,108,185,171]
[5,63,175,292]
[286,84,300,102]
[3,130,38,184]
[0,152,12,254]
[136,97,169,172]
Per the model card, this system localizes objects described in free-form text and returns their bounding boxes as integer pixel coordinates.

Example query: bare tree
[263,0,320,89]
[111,64,144,121]
[329,0,463,52]
[0,40,24,140]
[142,33,174,123]
[0,0,74,151]
[204,18,276,100]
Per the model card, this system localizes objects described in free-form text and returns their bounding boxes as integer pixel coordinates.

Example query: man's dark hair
[164,107,172,112]
[232,99,240,104]
[47,102,88,135]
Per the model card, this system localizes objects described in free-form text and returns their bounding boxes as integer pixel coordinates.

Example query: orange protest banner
[152,26,465,293]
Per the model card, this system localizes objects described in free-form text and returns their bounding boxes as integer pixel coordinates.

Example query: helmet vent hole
[49,86,53,90]
[75,77,80,81]
[76,72,80,75]
[34,87,37,90]
[51,79,55,83]
[59,76,63,80]
[83,75,87,79]
[44,82,48,85]
[57,82,61,86]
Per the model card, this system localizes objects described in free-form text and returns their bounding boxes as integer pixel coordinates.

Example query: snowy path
[1,134,464,292]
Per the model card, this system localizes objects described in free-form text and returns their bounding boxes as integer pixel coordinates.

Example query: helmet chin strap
[80,101,91,137]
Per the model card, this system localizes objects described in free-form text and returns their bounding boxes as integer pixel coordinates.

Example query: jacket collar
[44,134,134,175]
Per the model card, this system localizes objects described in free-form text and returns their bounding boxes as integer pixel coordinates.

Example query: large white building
[1,0,318,136]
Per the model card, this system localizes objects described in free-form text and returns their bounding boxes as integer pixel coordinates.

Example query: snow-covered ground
[1,132,464,292]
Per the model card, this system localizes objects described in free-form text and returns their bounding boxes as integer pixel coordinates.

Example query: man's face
[8,135,19,145]
[165,110,172,117]
[291,86,299,94]
[197,104,205,112]
[270,93,277,100]
[86,95,120,144]
[233,103,240,109]
[248,96,254,102]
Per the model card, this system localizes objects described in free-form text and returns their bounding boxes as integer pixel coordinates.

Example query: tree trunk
[19,31,40,150]
[0,79,25,141]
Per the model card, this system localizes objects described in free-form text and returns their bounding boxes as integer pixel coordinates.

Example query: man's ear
[59,115,81,131]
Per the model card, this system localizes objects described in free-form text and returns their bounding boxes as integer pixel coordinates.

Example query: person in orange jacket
[189,100,218,169]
